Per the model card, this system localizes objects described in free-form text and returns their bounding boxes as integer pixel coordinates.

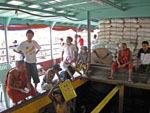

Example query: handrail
[0,48,6,50]
[91,85,124,113]
[0,55,6,57]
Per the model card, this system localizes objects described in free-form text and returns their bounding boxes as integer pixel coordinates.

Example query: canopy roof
[0,0,150,29]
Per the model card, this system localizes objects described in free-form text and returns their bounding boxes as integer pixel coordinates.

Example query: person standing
[78,35,84,47]
[17,30,41,90]
[61,36,77,62]
[91,34,98,47]
[60,38,64,47]
[9,40,23,61]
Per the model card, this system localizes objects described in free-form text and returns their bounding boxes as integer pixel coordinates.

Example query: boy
[17,30,41,90]
[41,64,62,90]
[76,46,90,75]
[61,36,77,62]
[60,56,82,81]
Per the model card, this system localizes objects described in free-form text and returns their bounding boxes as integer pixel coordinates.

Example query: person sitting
[135,41,150,84]
[5,60,36,105]
[60,56,82,81]
[109,43,133,81]
[41,64,62,90]
[76,46,90,75]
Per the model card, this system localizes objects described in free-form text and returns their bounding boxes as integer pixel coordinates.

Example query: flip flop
[108,77,114,80]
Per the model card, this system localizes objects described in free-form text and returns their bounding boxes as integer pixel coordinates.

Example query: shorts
[77,63,87,71]
[25,62,40,83]
[60,66,75,80]
[41,83,53,91]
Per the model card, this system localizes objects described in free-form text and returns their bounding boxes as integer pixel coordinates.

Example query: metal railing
[91,85,124,113]
[0,43,61,64]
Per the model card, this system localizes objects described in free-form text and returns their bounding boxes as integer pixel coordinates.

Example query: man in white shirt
[61,36,77,62]
[17,30,41,90]
[136,41,150,84]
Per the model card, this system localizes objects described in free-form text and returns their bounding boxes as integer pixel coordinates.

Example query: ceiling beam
[42,0,91,9]
[28,0,53,5]
[54,3,99,12]
[0,3,75,17]
[101,0,126,11]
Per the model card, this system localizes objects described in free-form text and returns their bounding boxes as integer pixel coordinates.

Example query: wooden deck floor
[85,64,150,90]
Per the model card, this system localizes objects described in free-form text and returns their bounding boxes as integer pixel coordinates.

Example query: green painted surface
[0,0,150,27]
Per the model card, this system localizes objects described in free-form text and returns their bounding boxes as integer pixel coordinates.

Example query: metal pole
[4,25,9,64]
[4,17,11,64]
[49,22,56,62]
[87,11,91,58]
[49,26,53,60]
[119,85,124,113]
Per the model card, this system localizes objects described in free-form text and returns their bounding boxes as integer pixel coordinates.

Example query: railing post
[4,17,11,64]
[119,85,124,113]
[75,24,81,52]
[49,22,56,62]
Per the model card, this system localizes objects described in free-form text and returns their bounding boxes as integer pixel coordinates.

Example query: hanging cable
[0,7,85,21]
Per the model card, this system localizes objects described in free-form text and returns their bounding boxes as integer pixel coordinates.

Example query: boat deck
[85,64,150,90]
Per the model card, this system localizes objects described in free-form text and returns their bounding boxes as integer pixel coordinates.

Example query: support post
[4,17,11,64]
[49,22,56,62]
[87,11,91,58]
[119,85,124,113]
[75,24,81,52]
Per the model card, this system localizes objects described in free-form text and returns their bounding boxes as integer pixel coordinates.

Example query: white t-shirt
[17,40,41,63]
[62,44,77,60]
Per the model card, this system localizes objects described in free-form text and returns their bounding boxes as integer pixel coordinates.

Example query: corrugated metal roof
[0,0,150,27]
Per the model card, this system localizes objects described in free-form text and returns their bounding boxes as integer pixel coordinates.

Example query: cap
[81,46,88,50]
[53,64,62,71]
[66,56,73,63]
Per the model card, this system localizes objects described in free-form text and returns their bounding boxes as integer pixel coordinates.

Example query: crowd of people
[4,29,150,113]
[4,30,91,113]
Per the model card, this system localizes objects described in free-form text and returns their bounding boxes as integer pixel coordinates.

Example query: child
[53,88,71,113]
[41,64,62,91]
[76,46,90,75]
[61,36,77,62]
[60,38,64,47]
[17,30,41,90]
[60,56,82,81]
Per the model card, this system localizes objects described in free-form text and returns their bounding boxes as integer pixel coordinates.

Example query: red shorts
[111,62,133,71]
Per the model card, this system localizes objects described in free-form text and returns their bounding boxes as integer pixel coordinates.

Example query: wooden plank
[85,76,150,90]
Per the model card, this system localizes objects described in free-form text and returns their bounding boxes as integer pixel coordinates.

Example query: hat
[81,46,88,50]
[53,64,62,71]
[66,56,73,63]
